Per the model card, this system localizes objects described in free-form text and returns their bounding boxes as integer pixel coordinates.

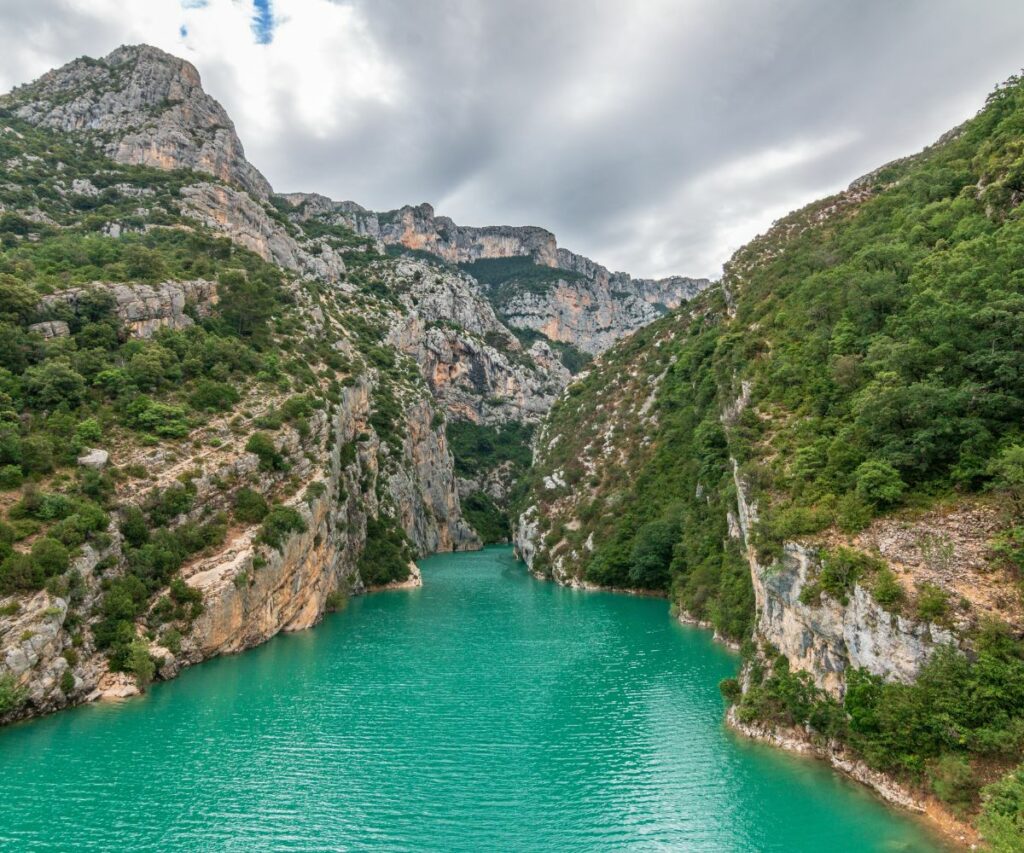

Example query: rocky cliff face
[286,197,561,267]
[0,362,478,724]
[729,459,959,697]
[284,194,711,355]
[41,279,219,338]
[382,257,570,424]
[3,45,271,200]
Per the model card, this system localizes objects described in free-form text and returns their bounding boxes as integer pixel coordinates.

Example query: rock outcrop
[383,258,571,423]
[3,44,272,199]
[750,542,957,696]
[285,197,561,267]
[41,279,219,338]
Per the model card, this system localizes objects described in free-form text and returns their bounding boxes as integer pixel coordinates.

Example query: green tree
[217,270,277,339]
[992,445,1024,515]
[854,459,905,508]
[23,361,86,411]
[29,537,69,576]
[979,765,1024,852]
[629,518,678,588]
[233,487,269,524]
[127,640,156,689]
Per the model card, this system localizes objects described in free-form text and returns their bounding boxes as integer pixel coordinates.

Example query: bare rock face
[384,259,571,423]
[285,194,711,354]
[42,279,219,338]
[503,248,709,355]
[27,320,69,339]
[751,542,957,696]
[181,183,347,282]
[287,197,561,267]
[4,44,272,200]
[76,448,109,470]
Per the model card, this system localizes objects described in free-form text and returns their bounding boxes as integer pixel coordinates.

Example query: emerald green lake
[0,546,945,851]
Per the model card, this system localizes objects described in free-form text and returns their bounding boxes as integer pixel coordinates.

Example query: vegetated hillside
[519,74,1024,847]
[0,42,607,725]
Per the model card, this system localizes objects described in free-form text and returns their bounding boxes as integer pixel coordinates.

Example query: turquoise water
[0,546,944,852]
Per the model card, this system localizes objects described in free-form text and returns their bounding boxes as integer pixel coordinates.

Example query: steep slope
[518,74,1024,847]
[6,44,271,200]
[0,44,546,725]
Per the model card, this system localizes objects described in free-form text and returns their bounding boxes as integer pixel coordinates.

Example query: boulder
[77,448,109,470]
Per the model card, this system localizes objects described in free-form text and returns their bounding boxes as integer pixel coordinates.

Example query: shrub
[258,505,306,550]
[929,754,978,814]
[854,460,905,508]
[870,567,905,609]
[0,553,42,593]
[189,379,241,412]
[991,445,1024,515]
[125,397,190,438]
[0,673,26,715]
[145,483,196,527]
[719,677,742,704]
[160,627,182,655]
[119,505,150,548]
[0,464,22,490]
[233,487,269,523]
[246,432,285,471]
[30,537,69,576]
[325,590,348,612]
[358,516,413,586]
[629,517,679,588]
[23,360,86,411]
[60,670,75,694]
[75,418,103,444]
[127,640,155,689]
[916,582,950,622]
[980,765,1024,852]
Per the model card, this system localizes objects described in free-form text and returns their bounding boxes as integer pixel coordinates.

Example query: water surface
[0,546,945,851]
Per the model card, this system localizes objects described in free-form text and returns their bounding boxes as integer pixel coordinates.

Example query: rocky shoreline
[725,707,978,850]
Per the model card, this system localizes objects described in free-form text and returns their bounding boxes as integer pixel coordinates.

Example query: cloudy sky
[0,1,1022,279]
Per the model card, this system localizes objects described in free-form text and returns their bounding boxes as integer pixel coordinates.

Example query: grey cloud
[2,0,1023,279]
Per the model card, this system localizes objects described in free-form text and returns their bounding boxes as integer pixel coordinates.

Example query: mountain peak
[1,43,271,200]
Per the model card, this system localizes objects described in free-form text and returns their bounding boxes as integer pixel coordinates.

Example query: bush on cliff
[257,505,306,551]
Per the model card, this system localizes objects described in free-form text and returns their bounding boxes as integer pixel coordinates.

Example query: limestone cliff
[3,44,271,200]
[381,257,571,424]
[284,194,711,355]
[0,366,478,724]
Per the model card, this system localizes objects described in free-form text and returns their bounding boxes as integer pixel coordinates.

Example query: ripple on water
[0,547,947,852]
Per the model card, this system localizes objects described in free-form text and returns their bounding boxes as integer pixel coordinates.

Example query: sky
[0,1,1022,279]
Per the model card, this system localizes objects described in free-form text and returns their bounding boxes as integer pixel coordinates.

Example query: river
[0,546,945,851]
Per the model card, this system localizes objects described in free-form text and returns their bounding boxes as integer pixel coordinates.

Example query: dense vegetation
[723,74,1024,555]
[447,420,534,543]
[525,296,753,636]
[458,255,584,302]
[525,74,1024,845]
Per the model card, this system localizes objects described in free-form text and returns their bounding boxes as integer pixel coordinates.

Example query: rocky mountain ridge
[285,194,711,354]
